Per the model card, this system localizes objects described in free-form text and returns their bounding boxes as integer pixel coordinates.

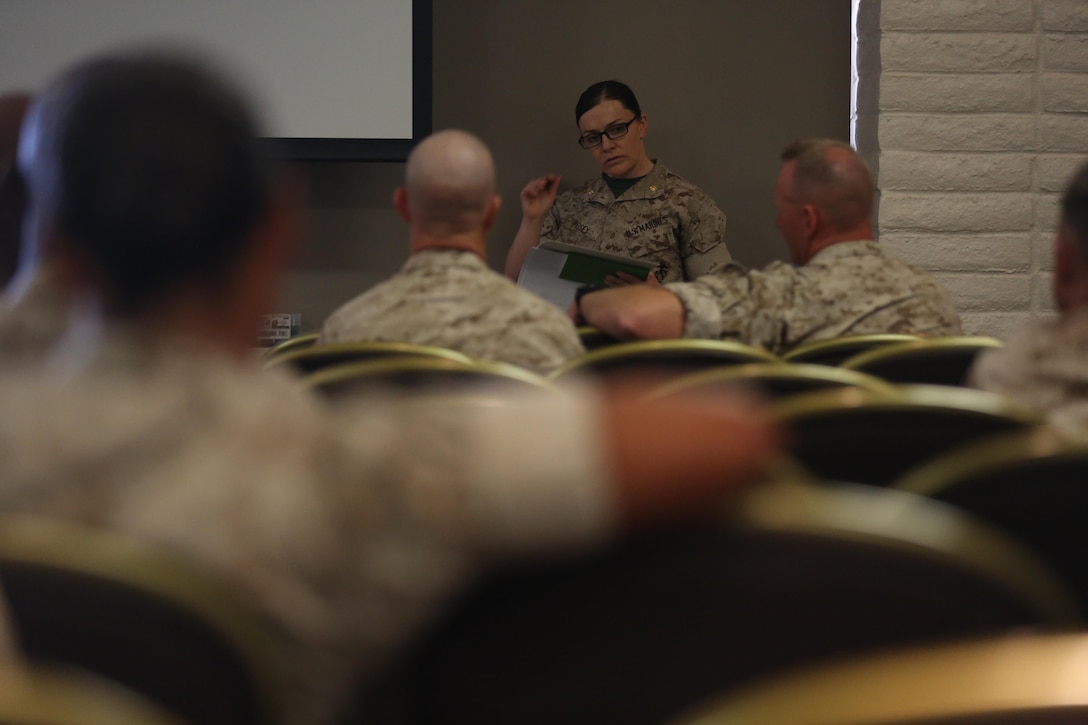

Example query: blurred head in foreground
[18,51,297,355]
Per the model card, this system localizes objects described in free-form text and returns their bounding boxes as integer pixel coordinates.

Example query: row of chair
[5,421,1087,723]
[262,333,1004,397]
[265,339,1043,496]
[554,334,1002,386]
[56,332,1045,723]
[0,515,282,724]
[359,477,1084,724]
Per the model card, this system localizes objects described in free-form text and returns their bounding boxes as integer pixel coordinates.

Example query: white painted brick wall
[855,0,1088,338]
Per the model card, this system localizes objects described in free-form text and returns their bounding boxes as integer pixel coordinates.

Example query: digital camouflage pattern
[969,308,1088,437]
[320,249,585,374]
[666,241,962,355]
[0,329,614,724]
[541,162,730,283]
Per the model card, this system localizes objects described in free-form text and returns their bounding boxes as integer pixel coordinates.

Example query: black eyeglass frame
[577,116,640,149]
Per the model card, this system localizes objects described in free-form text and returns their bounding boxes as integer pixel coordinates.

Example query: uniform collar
[806,240,881,265]
[585,160,669,204]
[405,247,489,271]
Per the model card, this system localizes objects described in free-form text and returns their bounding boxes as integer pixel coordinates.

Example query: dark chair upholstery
[781,334,921,367]
[576,326,622,351]
[0,516,284,725]
[773,386,1042,487]
[265,342,476,376]
[841,336,1004,387]
[358,481,1076,725]
[302,357,556,400]
[647,362,896,401]
[549,339,779,381]
[896,427,1088,618]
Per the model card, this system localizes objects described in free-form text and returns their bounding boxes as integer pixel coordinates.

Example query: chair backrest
[773,385,1043,487]
[302,356,556,400]
[260,332,319,361]
[895,426,1088,618]
[359,481,1077,725]
[265,341,476,375]
[549,339,779,381]
[676,632,1088,725]
[576,325,622,351]
[0,516,284,725]
[0,663,183,725]
[646,362,896,401]
[781,333,921,367]
[841,336,1004,386]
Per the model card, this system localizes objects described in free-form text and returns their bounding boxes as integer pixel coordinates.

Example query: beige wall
[281,0,851,330]
[856,0,1088,338]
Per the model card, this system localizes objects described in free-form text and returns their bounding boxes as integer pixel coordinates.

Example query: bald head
[0,92,32,287]
[403,130,497,236]
[780,138,874,232]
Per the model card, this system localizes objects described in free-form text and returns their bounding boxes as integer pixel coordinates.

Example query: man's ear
[801,203,820,241]
[393,187,410,222]
[481,194,501,233]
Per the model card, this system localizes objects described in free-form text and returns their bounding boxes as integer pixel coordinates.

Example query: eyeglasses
[577,117,639,149]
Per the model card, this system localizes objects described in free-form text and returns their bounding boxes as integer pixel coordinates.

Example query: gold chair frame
[782,333,921,366]
[549,339,779,380]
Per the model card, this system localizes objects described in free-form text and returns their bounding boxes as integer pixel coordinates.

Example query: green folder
[558,254,651,284]
[538,241,655,285]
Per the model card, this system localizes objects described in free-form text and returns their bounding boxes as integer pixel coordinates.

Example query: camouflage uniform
[666,241,962,355]
[969,309,1088,437]
[320,249,585,374]
[0,328,615,724]
[541,162,730,283]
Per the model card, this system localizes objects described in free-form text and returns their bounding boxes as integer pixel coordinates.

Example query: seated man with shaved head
[575,139,962,355]
[319,129,585,375]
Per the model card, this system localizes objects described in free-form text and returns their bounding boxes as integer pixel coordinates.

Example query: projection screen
[0,0,432,160]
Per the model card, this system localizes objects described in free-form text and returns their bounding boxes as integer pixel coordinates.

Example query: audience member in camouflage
[320,130,584,374]
[0,52,777,724]
[969,310,1088,436]
[666,241,961,354]
[575,139,962,354]
[970,161,1088,436]
[505,80,729,284]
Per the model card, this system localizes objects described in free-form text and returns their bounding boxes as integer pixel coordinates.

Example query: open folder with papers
[516,241,656,309]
